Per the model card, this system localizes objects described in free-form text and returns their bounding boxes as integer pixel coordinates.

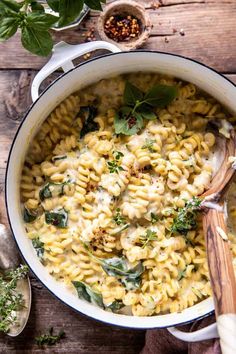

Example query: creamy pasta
[21,73,236,316]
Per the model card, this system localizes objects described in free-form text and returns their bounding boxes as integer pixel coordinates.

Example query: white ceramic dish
[5,41,236,341]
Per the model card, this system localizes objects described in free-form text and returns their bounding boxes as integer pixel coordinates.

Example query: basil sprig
[114,81,178,135]
[0,0,105,56]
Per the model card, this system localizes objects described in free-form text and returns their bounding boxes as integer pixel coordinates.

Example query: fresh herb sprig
[0,265,28,333]
[0,0,106,56]
[171,197,202,236]
[138,229,157,248]
[142,139,156,152]
[35,327,65,346]
[107,151,125,173]
[114,81,178,135]
[113,208,126,225]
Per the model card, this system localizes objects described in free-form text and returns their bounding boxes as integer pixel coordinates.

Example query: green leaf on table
[58,0,84,27]
[30,1,45,12]
[143,84,178,108]
[46,0,60,12]
[45,208,68,228]
[123,81,143,106]
[21,26,53,56]
[26,12,58,30]
[84,0,104,11]
[72,281,104,308]
[0,16,19,41]
[35,327,65,347]
[0,0,23,13]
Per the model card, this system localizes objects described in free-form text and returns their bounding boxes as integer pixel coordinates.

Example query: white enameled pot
[6,41,236,341]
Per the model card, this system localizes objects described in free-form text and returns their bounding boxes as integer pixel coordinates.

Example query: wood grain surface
[0,0,236,352]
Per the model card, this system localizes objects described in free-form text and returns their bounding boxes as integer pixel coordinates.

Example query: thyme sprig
[171,197,202,236]
[35,327,65,346]
[0,265,28,333]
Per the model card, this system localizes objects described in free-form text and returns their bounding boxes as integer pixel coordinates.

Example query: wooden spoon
[201,126,236,354]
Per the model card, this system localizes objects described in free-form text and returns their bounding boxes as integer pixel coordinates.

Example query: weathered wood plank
[0,2,235,71]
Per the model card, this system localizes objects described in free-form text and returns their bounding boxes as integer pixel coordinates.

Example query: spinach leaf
[32,237,44,260]
[23,207,38,223]
[72,281,104,308]
[84,0,105,11]
[107,300,124,312]
[79,106,99,138]
[45,208,68,228]
[150,212,159,224]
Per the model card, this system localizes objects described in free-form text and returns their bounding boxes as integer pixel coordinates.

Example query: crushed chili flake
[104,14,141,42]
[128,116,137,128]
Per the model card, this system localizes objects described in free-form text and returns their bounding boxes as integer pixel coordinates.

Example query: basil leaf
[101,257,144,290]
[123,81,143,106]
[79,106,99,138]
[84,0,103,11]
[0,16,19,41]
[107,300,124,312]
[32,237,44,260]
[23,207,38,223]
[45,208,68,228]
[72,281,104,308]
[21,26,53,56]
[143,84,178,108]
[30,1,45,12]
[139,109,156,120]
[58,0,84,27]
[46,0,60,12]
[39,182,68,201]
[114,110,143,135]
[26,12,58,30]
[0,0,23,13]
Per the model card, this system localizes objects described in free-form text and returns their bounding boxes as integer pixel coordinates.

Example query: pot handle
[167,322,218,342]
[31,40,121,102]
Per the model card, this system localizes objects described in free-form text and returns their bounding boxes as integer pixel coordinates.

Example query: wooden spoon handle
[203,208,236,354]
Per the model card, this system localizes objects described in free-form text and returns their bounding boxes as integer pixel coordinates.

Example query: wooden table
[0,0,235,353]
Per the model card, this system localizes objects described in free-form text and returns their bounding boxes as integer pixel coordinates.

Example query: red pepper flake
[104,14,141,42]
[128,116,137,128]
